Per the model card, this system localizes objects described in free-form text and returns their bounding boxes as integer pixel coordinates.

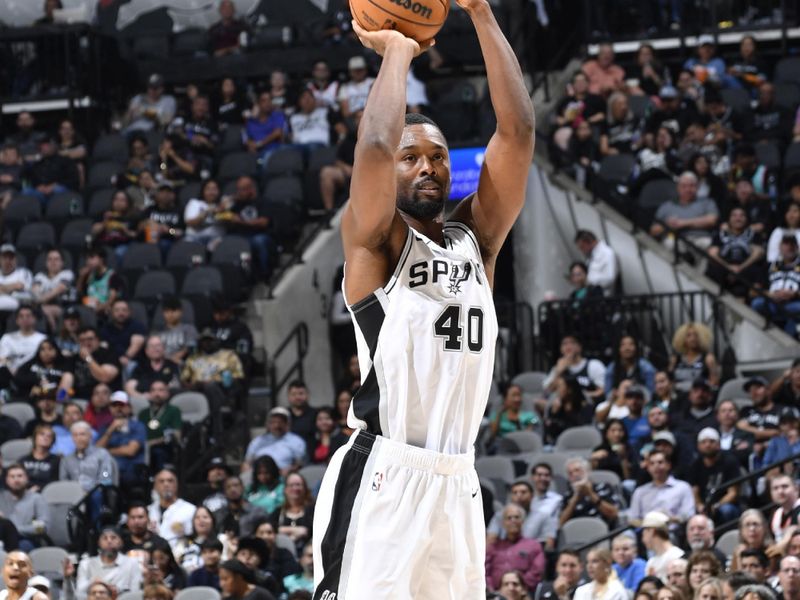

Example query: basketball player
[312,0,534,596]
[1,552,48,600]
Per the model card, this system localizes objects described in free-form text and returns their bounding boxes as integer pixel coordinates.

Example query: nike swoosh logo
[472,489,479,498]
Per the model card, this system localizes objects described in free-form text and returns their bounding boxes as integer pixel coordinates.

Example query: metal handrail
[268,322,309,407]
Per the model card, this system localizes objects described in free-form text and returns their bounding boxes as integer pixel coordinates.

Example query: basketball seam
[362,0,446,28]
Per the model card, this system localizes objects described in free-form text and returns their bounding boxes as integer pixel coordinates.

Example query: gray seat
[715,529,740,558]
[501,431,543,454]
[755,141,781,170]
[264,175,303,205]
[276,533,297,559]
[721,88,752,113]
[0,438,32,467]
[60,219,93,250]
[475,456,515,495]
[29,546,69,574]
[589,469,621,488]
[167,241,206,268]
[117,592,144,600]
[169,392,208,424]
[785,142,800,172]
[511,371,548,396]
[558,516,609,550]
[174,588,220,600]
[92,134,128,163]
[217,152,257,184]
[298,464,327,491]
[5,195,42,227]
[219,125,244,154]
[127,300,150,331]
[16,223,56,251]
[87,161,122,191]
[776,57,800,85]
[2,403,35,429]
[597,154,637,184]
[716,377,750,408]
[555,426,603,452]
[263,147,304,178]
[523,452,572,479]
[181,266,223,296]
[122,243,162,270]
[211,236,250,266]
[42,480,86,548]
[88,188,115,218]
[45,192,84,221]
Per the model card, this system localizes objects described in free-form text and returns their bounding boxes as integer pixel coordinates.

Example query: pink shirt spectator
[485,536,545,591]
[582,59,626,97]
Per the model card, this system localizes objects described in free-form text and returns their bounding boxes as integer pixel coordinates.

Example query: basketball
[349,0,449,43]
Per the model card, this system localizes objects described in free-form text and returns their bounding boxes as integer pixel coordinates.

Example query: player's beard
[397,178,448,221]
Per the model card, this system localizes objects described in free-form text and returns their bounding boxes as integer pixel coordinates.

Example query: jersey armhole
[342,227,413,308]
[444,221,484,264]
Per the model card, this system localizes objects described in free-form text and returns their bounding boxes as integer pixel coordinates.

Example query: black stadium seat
[217,152,258,184]
[775,56,800,85]
[134,270,176,302]
[263,147,304,179]
[172,29,209,57]
[121,242,162,271]
[88,188,115,218]
[86,161,123,191]
[755,141,782,171]
[45,192,84,224]
[166,241,206,269]
[636,178,677,229]
[16,222,56,252]
[264,176,304,205]
[92,134,128,163]
[181,265,223,296]
[775,82,800,111]
[785,142,800,173]
[60,219,93,253]
[5,195,42,229]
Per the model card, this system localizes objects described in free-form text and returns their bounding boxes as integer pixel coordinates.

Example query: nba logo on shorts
[371,471,383,492]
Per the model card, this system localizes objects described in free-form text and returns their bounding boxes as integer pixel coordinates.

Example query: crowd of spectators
[550,37,800,338]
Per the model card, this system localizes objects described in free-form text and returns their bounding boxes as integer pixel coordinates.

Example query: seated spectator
[544,334,605,402]
[605,335,656,397]
[173,95,218,173]
[91,190,140,263]
[21,424,60,490]
[198,458,229,512]
[52,401,94,456]
[751,235,800,338]
[688,153,727,207]
[218,176,271,276]
[567,261,604,309]
[749,82,792,146]
[289,89,343,157]
[139,181,185,256]
[211,297,254,376]
[566,120,601,187]
[685,515,727,565]
[148,468,196,548]
[730,144,777,205]
[672,378,718,440]
[628,44,666,97]
[268,473,314,555]
[319,111,358,212]
[122,503,169,555]
[31,248,74,331]
[144,540,187,591]
[634,126,682,191]
[174,506,220,572]
[642,511,685,580]
[22,134,79,204]
[767,201,800,263]
[728,36,767,92]
[486,504,545,594]
[59,420,115,493]
[551,71,606,154]
[669,322,720,390]
[126,336,180,398]
[780,556,800,600]
[738,552,769,585]
[582,44,625,98]
[591,418,639,482]
[124,74,177,133]
[736,376,783,465]
[705,89,746,154]
[546,375,595,443]
[535,550,586,600]
[560,456,620,527]
[683,36,727,88]
[57,118,87,183]
[156,296,198,365]
[244,92,286,163]
[100,299,147,371]
[208,0,246,56]
[138,380,182,473]
[76,247,124,317]
[575,230,618,295]
[664,559,687,589]
[573,548,627,600]
[487,383,539,448]
[95,391,147,486]
[0,144,23,201]
[0,246,33,318]
[141,584,174,600]
[613,534,647,593]
[650,171,719,249]
[14,338,72,402]
[184,179,225,250]
[686,551,722,597]
[253,519,302,593]
[716,400,754,466]
[268,70,290,111]
[247,456,284,516]
[3,551,46,600]
[218,558,276,600]
[0,306,46,391]
[338,56,374,118]
[771,357,800,407]
[622,385,651,447]
[84,383,113,432]
[308,60,339,110]
[9,111,44,162]
[728,178,770,235]
[215,78,248,126]
[187,539,223,589]
[155,136,197,185]
[214,475,267,538]
[0,465,50,551]
[234,535,278,592]
[123,133,155,190]
[310,407,346,465]
[763,411,800,476]
[629,449,694,525]
[282,542,313,595]
[599,93,642,156]
[688,428,742,522]
[707,207,765,297]
[127,168,157,211]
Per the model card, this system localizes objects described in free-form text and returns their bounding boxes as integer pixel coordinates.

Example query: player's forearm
[467,1,534,138]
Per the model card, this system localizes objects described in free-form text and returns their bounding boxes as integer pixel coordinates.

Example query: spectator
[148,468,196,548]
[209,0,246,56]
[547,374,595,442]
[127,336,180,400]
[156,296,198,366]
[187,538,223,588]
[141,584,174,600]
[124,74,177,133]
[0,144,23,201]
[101,299,146,370]
[2,552,47,600]
[629,449,694,525]
[738,552,769,585]
[216,78,248,126]
[0,306,46,384]
[673,378,718,440]
[727,36,767,92]
[763,411,800,475]
[268,472,314,555]
[686,551,722,597]
[767,202,800,263]
[154,136,197,185]
[613,534,647,593]
[707,207,765,297]
[665,559,688,589]
[650,172,720,249]
[173,95,218,173]
[485,504,545,593]
[56,118,87,181]
[0,465,50,551]
[591,418,639,482]
[218,559,275,600]
[528,462,563,546]
[544,334,605,402]
[145,540,187,591]
[605,335,656,397]
[560,456,620,527]
[688,154,727,207]
[85,383,113,432]
[268,70,290,111]
[234,535,277,592]
[669,322,720,390]
[728,179,770,235]
[20,424,60,490]
[52,402,95,456]
[214,476,267,538]
[751,235,800,338]
[338,56,375,118]
[716,400,754,466]
[771,358,800,407]
[23,134,80,203]
[487,481,554,547]
[31,248,74,331]
[139,379,183,471]
[210,297,254,376]
[567,261,604,308]
[730,144,777,204]
[582,44,625,98]
[122,503,169,554]
[253,519,302,594]
[173,506,220,572]
[737,376,788,456]
[574,230,618,294]
[307,60,339,110]
[76,247,124,317]
[685,515,727,565]
[124,133,154,189]
[535,550,586,600]
[622,386,651,448]
[184,179,225,250]
[92,190,140,263]
[244,92,286,162]
[319,110,358,212]
[95,391,147,486]
[310,407,346,465]
[627,44,666,97]
[289,88,342,154]
[642,511,685,580]
[246,456,284,516]
[635,127,681,189]
[551,71,606,154]
[779,556,800,600]
[199,458,229,512]
[749,83,791,146]
[139,181,185,256]
[688,427,741,522]
[599,93,642,156]
[9,111,44,162]
[219,176,271,275]
[58,420,115,493]
[0,246,33,317]
[127,168,157,211]
[488,384,539,448]
[15,338,72,403]
[566,120,601,187]
[683,36,727,87]
[573,548,627,600]
[282,542,313,595]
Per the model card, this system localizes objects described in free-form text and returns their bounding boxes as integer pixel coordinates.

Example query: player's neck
[399,212,445,246]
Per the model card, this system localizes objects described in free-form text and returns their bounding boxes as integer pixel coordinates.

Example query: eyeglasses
[782,568,800,574]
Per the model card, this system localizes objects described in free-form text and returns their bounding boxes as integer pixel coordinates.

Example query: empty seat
[755,141,781,170]
[174,588,220,600]
[211,236,250,266]
[217,152,258,184]
[128,300,150,330]
[264,176,304,205]
[589,469,622,488]
[555,426,603,452]
[5,195,42,228]
[628,95,652,120]
[122,243,162,271]
[167,240,206,268]
[261,201,302,242]
[511,371,547,396]
[92,134,128,163]
[172,29,209,57]
[475,456,515,490]
[558,516,609,550]
[1,438,32,467]
[133,270,176,301]
[776,57,800,85]
[181,266,223,296]
[87,161,122,191]
[15,223,56,252]
[597,154,637,184]
[29,546,69,575]
[88,188,116,218]
[263,147,304,178]
[45,192,84,221]
[60,219,93,251]
[170,392,209,424]
[3,403,35,429]
[133,35,169,60]
[500,431,543,454]
[715,529,740,558]
[42,480,86,547]
[298,464,327,491]
[219,125,245,154]
[785,143,800,172]
[307,145,337,171]
[178,181,203,211]
[775,82,800,111]
[721,88,752,113]
[636,178,677,227]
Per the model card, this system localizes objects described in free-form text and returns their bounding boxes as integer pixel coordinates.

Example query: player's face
[3,552,31,590]
[395,124,451,221]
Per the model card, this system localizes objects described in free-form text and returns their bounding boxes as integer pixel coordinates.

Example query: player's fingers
[417,38,436,55]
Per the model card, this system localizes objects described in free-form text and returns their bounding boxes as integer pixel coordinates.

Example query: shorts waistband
[350,430,474,476]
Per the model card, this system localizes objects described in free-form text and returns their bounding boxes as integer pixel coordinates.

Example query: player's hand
[351,21,433,57]
[455,0,489,13]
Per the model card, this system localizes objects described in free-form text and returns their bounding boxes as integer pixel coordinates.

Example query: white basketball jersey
[345,221,498,455]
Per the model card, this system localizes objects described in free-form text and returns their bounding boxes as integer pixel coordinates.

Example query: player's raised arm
[342,25,424,250]
[450,0,535,259]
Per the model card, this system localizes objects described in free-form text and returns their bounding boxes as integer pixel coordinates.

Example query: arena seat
[558,517,609,551]
[555,426,603,452]
[0,439,32,467]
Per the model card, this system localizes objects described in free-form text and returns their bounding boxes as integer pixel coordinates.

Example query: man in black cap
[138,181,184,258]
[75,526,143,598]
[737,376,784,455]
[124,73,177,134]
[197,456,229,513]
[210,296,254,378]
[219,558,275,600]
[673,378,718,440]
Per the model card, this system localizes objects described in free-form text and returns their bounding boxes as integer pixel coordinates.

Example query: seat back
[555,426,603,452]
[0,438,33,467]
[501,431,543,454]
[2,403,35,429]
[133,270,176,300]
[174,588,221,600]
[181,266,223,296]
[715,529,740,558]
[558,516,609,550]
[169,392,208,424]
[298,464,327,492]
[29,546,69,574]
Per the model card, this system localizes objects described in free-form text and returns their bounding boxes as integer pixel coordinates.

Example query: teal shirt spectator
[490,410,540,437]
[283,572,314,593]
[247,479,285,515]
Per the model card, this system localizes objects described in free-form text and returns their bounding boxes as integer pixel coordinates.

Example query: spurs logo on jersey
[345,221,498,454]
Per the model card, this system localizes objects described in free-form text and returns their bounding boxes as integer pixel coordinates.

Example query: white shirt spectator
[767,228,800,262]
[289,108,331,146]
[0,266,32,311]
[338,78,375,115]
[0,329,46,373]
[308,80,339,110]
[645,545,684,581]
[75,553,142,600]
[543,358,606,391]
[148,497,196,546]
[184,198,225,242]
[32,269,74,303]
[573,578,628,600]
[587,240,618,292]
[125,93,177,132]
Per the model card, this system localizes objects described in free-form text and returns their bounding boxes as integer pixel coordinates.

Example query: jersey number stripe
[433,305,484,353]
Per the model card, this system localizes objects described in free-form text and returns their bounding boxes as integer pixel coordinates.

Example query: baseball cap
[348,56,367,71]
[0,244,16,255]
[148,73,164,88]
[64,306,81,319]
[157,180,175,190]
[659,85,679,99]
[698,34,715,46]
[652,431,677,446]
[206,456,230,473]
[198,327,215,340]
[744,376,768,391]
[697,427,720,443]
[219,559,255,583]
[691,377,711,391]
[641,511,670,530]
[110,391,129,404]
[99,525,122,539]
[269,406,291,420]
[29,576,50,592]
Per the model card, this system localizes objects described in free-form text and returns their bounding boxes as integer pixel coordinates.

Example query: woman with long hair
[574,547,628,600]
[269,472,314,555]
[215,78,248,125]
[57,118,87,187]
[334,389,355,436]
[145,542,187,591]
[728,36,767,93]
[688,153,726,208]
[489,384,540,444]
[591,418,638,481]
[686,551,722,597]
[497,571,531,600]
[13,338,73,401]
[731,509,773,571]
[604,335,657,397]
[546,375,593,444]
[184,178,224,250]
[600,93,643,156]
[55,308,81,357]
[767,202,800,263]
[311,407,348,464]
[20,424,60,491]
[669,322,720,390]
[91,190,140,263]
[246,455,284,515]
[31,249,75,332]
[657,586,688,600]
[693,578,724,600]
[173,506,219,572]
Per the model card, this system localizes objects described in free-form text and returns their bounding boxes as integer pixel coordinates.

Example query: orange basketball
[350,0,449,43]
